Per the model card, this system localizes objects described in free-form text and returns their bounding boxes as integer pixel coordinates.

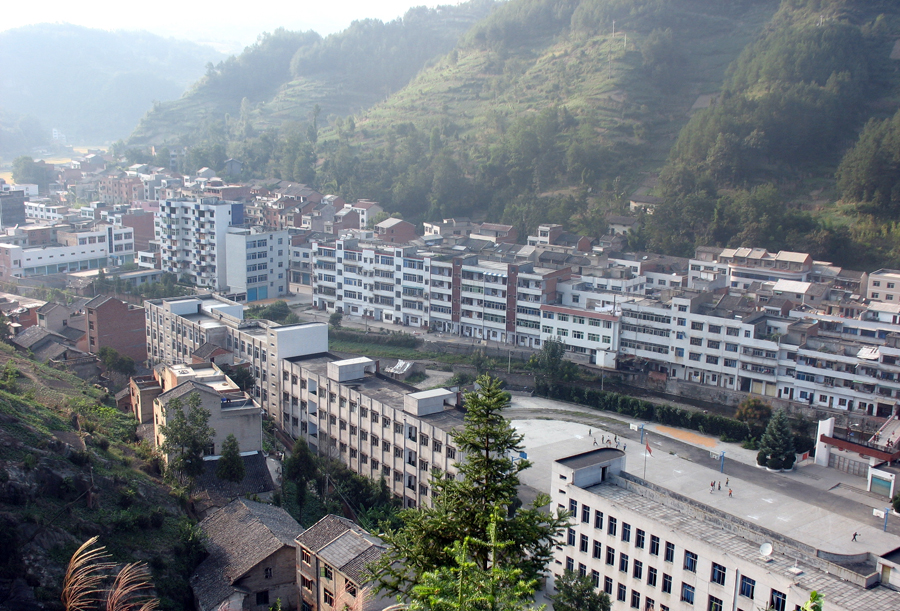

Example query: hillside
[127,0,498,145]
[0,24,224,153]
[0,346,196,611]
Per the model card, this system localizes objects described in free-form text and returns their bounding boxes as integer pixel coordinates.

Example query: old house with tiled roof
[190,499,303,611]
[296,515,392,611]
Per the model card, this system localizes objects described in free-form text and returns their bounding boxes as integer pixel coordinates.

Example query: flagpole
[643,434,648,480]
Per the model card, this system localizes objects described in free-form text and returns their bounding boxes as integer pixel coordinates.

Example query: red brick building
[78,296,147,363]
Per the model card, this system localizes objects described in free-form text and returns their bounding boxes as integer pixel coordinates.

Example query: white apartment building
[717,248,813,289]
[281,354,463,509]
[539,304,619,368]
[868,269,900,303]
[156,197,244,290]
[224,226,290,302]
[144,294,328,419]
[24,202,69,221]
[551,448,900,611]
[0,225,131,279]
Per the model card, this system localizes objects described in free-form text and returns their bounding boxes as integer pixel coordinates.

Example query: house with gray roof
[190,498,303,611]
[296,515,392,611]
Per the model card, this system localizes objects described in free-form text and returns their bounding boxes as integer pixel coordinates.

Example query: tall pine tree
[216,434,245,483]
[371,374,568,599]
[757,408,794,470]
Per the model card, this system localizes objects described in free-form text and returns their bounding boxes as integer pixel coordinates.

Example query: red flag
[646,441,652,456]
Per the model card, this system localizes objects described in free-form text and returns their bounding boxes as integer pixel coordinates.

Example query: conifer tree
[551,570,611,611]
[371,375,568,599]
[757,408,794,469]
[216,434,245,483]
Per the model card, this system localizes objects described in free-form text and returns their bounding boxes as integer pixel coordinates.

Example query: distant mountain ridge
[128,0,499,145]
[0,23,224,150]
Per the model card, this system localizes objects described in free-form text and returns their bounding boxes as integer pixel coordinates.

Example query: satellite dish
[759,542,773,557]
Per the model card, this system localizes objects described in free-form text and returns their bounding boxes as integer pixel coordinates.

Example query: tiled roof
[190,499,302,611]
[194,452,275,508]
[192,342,226,359]
[295,515,385,584]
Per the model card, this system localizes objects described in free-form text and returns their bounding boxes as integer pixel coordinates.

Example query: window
[633,560,643,579]
[770,590,787,611]
[301,576,313,591]
[594,510,604,529]
[581,505,591,523]
[618,583,627,602]
[593,540,602,559]
[739,576,755,599]
[622,523,631,542]
[708,595,723,611]
[301,548,311,564]
[565,557,574,572]
[447,446,456,459]
[650,535,660,555]
[256,591,269,606]
[264,567,273,579]
[604,577,613,595]
[635,529,645,549]
[681,583,695,604]
[591,570,600,588]
[646,598,656,611]
[323,565,333,580]
[606,547,615,566]
[662,574,672,594]
[345,580,357,597]
[608,517,617,536]
[631,590,641,609]
[647,567,657,587]
[664,542,675,562]
[684,551,698,573]
[711,563,726,586]
[567,528,576,546]
[569,499,578,514]
[578,562,587,577]
[322,589,334,606]
[580,534,589,553]
[619,554,629,573]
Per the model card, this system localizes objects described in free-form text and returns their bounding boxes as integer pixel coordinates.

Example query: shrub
[69,450,91,467]
[893,493,900,513]
[767,455,784,470]
[783,453,796,470]
[150,509,165,528]
[757,450,767,466]
[23,454,36,471]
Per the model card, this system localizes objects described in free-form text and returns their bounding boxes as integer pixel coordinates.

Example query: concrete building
[224,226,290,302]
[296,514,391,611]
[281,354,463,509]
[0,189,28,228]
[551,447,900,611]
[152,362,261,459]
[144,294,328,419]
[156,197,244,290]
[868,270,900,303]
[374,217,417,243]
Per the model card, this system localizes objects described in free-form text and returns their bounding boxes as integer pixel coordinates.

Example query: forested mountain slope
[128,0,498,145]
[641,0,900,268]
[0,24,223,150]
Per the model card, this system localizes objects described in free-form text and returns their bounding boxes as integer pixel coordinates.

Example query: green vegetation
[216,434,245,484]
[756,409,796,470]
[551,570,612,611]
[528,338,579,392]
[246,300,295,324]
[98,347,136,378]
[371,375,568,598]
[158,393,215,489]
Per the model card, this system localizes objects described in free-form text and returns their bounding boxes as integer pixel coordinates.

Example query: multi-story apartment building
[24,202,69,221]
[551,448,900,611]
[868,269,900,303]
[0,189,28,228]
[224,226,290,301]
[280,354,463,509]
[0,224,132,280]
[717,248,813,289]
[156,197,244,290]
[144,294,328,419]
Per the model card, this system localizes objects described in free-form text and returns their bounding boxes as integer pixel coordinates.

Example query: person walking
[852,532,859,542]
[717,481,721,491]
[725,477,729,486]
[728,489,733,497]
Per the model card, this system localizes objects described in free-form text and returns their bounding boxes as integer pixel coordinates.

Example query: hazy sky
[3,0,454,53]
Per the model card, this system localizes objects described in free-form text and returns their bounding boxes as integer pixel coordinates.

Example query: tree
[216,434,245,483]
[371,375,568,599]
[159,392,215,488]
[756,409,795,470]
[550,571,610,611]
[735,397,772,436]
[329,312,343,328]
[97,346,136,377]
[284,438,318,513]
[223,365,256,393]
[800,591,823,611]
[529,338,578,392]
[407,508,544,611]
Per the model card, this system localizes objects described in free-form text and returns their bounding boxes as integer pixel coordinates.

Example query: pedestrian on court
[593,439,598,446]
[589,429,592,437]
[725,477,729,486]
[624,444,627,451]
[616,441,620,448]
[601,435,605,443]
[852,532,859,542]
[717,482,721,491]
[728,489,732,497]
[607,439,612,446]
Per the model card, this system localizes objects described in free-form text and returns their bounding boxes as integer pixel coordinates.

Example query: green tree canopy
[216,434,245,483]
[734,397,772,435]
[159,392,216,488]
[550,570,611,611]
[529,338,578,392]
[371,374,568,599]
[757,408,795,470]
